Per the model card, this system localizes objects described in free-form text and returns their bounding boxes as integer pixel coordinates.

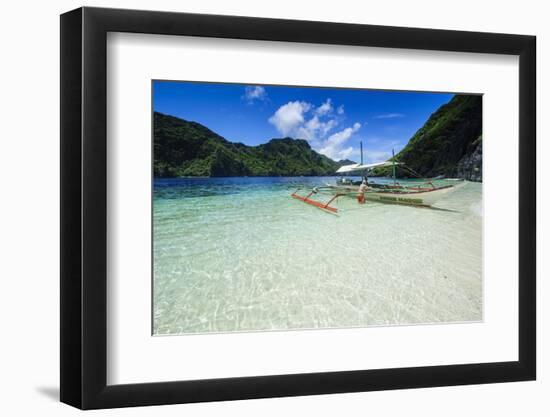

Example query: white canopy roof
[336,161,401,174]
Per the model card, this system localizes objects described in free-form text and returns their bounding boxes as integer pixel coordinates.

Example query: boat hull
[363,185,456,206]
[323,181,466,207]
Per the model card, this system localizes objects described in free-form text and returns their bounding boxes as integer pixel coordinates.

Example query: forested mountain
[154,94,482,180]
[373,95,482,180]
[153,112,348,177]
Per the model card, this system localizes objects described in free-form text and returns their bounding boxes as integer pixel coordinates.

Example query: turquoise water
[153,177,482,335]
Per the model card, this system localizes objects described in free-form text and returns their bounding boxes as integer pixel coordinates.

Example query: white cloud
[256,96,401,163]
[315,98,333,116]
[320,119,338,136]
[373,113,405,119]
[295,116,318,141]
[243,86,267,102]
[269,99,362,160]
[268,101,311,136]
[269,99,345,140]
[295,115,339,141]
[318,122,361,160]
[338,146,355,160]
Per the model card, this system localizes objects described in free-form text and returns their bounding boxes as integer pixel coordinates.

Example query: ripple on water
[153,178,483,335]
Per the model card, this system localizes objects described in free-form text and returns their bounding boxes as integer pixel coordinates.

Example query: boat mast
[360,140,366,181]
[392,148,396,185]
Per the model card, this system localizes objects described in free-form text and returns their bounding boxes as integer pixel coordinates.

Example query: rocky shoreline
[456,140,482,182]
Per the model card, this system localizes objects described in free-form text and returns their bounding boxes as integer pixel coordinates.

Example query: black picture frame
[60,6,536,410]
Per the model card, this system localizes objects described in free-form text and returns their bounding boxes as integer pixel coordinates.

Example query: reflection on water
[153,177,482,335]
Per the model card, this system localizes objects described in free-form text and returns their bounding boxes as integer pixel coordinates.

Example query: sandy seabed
[153,177,482,335]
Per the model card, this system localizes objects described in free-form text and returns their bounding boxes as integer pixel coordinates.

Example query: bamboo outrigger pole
[291,190,340,213]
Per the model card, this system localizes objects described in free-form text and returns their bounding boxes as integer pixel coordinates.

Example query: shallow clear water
[153,177,482,335]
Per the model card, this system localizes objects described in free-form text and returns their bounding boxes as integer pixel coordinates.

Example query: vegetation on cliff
[372,95,482,178]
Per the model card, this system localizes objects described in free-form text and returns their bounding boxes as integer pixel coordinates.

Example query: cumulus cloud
[269,99,344,139]
[338,146,355,160]
[318,122,362,160]
[295,115,339,141]
[243,86,267,102]
[315,98,333,116]
[268,101,312,136]
[373,113,405,119]
[269,99,363,161]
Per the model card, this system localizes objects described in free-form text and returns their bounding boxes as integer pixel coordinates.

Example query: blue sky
[153,81,454,163]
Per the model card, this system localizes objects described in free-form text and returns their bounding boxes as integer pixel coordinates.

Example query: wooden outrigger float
[291,146,466,213]
[291,188,344,214]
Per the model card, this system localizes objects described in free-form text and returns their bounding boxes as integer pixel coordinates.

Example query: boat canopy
[336,161,401,174]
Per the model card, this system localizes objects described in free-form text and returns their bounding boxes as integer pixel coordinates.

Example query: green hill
[373,95,482,180]
[153,112,344,177]
[154,94,481,180]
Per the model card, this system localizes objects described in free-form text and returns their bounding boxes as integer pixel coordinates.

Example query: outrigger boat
[291,146,465,213]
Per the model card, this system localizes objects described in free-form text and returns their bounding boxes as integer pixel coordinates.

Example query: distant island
[154,94,482,181]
